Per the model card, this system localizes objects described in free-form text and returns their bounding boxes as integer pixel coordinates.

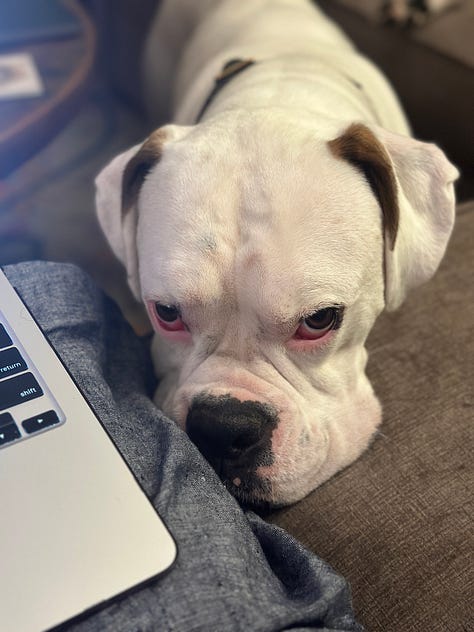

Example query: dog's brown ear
[95,125,193,300]
[328,123,399,250]
[121,128,167,217]
[329,123,458,310]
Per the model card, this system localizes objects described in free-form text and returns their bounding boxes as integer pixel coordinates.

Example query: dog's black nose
[186,395,277,470]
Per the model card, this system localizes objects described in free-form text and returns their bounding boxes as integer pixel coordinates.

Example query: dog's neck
[196,58,256,122]
[186,55,379,128]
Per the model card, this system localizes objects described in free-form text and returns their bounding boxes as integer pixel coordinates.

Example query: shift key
[0,373,43,411]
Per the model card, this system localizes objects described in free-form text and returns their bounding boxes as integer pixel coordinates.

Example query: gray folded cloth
[4,261,362,632]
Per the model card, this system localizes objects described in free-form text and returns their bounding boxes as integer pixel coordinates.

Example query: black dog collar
[195,58,256,123]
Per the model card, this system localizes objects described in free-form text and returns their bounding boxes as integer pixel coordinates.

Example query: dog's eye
[153,302,186,332]
[294,307,340,340]
[155,303,179,322]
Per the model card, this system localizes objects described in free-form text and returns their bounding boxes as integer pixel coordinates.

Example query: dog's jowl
[96,0,458,505]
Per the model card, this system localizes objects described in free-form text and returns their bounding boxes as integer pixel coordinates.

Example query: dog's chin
[217,461,303,509]
[221,471,279,509]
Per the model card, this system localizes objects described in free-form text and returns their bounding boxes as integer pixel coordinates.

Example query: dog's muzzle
[186,394,278,483]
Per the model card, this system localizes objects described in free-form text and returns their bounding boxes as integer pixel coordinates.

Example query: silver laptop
[0,268,176,632]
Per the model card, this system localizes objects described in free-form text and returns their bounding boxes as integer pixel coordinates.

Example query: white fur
[96,0,458,505]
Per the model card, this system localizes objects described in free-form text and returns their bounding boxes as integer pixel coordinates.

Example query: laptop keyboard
[0,318,64,449]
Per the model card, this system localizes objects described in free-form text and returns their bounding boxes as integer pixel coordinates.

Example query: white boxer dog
[96,0,458,506]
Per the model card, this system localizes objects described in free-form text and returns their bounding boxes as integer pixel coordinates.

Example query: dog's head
[96,112,457,506]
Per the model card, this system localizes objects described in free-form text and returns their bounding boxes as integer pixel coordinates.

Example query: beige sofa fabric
[269,202,473,631]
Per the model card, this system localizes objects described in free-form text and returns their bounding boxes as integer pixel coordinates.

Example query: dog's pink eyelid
[156,314,186,332]
[293,321,331,340]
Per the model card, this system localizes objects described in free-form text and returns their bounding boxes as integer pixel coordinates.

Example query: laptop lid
[0,268,176,632]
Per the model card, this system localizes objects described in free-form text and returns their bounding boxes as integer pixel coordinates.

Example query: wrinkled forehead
[137,121,383,308]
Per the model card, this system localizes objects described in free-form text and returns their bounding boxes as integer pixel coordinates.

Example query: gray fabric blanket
[4,261,362,632]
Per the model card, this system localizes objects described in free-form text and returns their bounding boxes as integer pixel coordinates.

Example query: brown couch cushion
[268,202,473,631]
